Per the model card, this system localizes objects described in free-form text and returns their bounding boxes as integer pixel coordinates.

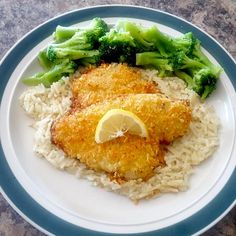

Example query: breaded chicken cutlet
[70,63,160,109]
[51,93,191,180]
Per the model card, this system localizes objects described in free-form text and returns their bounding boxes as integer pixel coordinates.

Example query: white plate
[0,5,236,236]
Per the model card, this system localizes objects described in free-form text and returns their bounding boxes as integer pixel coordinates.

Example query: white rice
[19,69,219,201]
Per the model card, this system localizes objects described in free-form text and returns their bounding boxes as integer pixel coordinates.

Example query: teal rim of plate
[0,5,236,236]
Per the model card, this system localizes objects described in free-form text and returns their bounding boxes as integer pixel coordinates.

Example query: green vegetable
[47,17,108,61]
[22,60,77,87]
[37,49,57,70]
[54,25,79,42]
[136,52,173,76]
[23,18,221,99]
[115,21,154,52]
[99,29,136,64]
[131,22,222,99]
[47,45,100,61]
[78,53,101,66]
[23,18,108,88]
[53,17,109,43]
[171,32,195,55]
[175,68,218,99]
[171,50,205,70]
[173,37,221,99]
[191,38,221,76]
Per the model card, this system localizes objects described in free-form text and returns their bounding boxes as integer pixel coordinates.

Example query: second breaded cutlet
[70,63,160,109]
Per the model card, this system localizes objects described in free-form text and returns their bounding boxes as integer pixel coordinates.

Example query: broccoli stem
[175,68,218,99]
[51,32,92,50]
[174,70,194,88]
[116,21,153,49]
[192,40,212,65]
[136,52,173,72]
[47,46,100,61]
[174,53,206,69]
[54,25,79,42]
[142,26,173,56]
[181,57,205,69]
[23,60,77,87]
[38,49,54,70]
[192,40,222,76]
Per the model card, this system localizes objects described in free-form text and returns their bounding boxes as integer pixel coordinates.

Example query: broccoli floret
[142,26,174,56]
[22,59,77,87]
[144,30,195,57]
[54,25,80,42]
[38,49,54,70]
[192,68,218,99]
[115,21,194,58]
[88,17,109,42]
[99,29,136,64]
[191,38,222,77]
[171,32,194,54]
[78,53,101,66]
[174,68,218,99]
[173,37,222,99]
[47,31,98,61]
[38,49,67,70]
[47,18,108,61]
[136,52,173,76]
[47,43,100,61]
[172,50,205,70]
[115,21,154,52]
[53,17,109,43]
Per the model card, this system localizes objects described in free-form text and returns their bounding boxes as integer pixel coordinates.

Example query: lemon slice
[95,109,148,143]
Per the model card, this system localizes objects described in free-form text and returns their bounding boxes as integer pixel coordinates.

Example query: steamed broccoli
[23,18,108,88]
[173,37,222,99]
[141,26,174,56]
[175,68,218,99]
[99,29,137,64]
[54,25,80,42]
[133,24,221,98]
[23,59,77,87]
[78,53,101,66]
[37,49,54,70]
[143,29,195,57]
[171,50,206,70]
[191,38,221,76]
[136,52,173,76]
[53,17,109,43]
[47,18,108,61]
[47,33,92,61]
[171,32,194,54]
[116,21,194,57]
[23,18,221,99]
[38,49,69,70]
[47,45,100,61]
[115,21,154,52]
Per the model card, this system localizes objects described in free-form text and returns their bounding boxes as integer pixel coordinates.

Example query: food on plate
[20,18,220,201]
[22,59,77,87]
[94,108,149,143]
[23,18,109,87]
[51,91,191,180]
[70,63,160,109]
[23,18,221,99]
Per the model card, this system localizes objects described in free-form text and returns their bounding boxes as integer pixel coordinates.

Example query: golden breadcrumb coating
[70,63,160,109]
[51,94,191,180]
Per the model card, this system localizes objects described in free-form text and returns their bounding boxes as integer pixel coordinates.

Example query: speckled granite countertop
[0,0,236,235]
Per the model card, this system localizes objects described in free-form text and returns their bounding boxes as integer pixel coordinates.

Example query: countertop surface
[0,0,235,235]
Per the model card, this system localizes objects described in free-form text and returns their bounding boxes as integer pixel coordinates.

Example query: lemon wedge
[95,109,148,143]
